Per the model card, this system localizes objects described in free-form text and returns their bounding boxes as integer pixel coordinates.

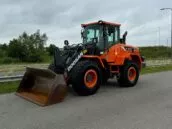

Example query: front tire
[117,61,139,87]
[71,60,101,96]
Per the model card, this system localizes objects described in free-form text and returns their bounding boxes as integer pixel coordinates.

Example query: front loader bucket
[16,67,68,106]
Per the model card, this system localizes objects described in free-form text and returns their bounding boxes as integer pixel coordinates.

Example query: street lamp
[160,8,172,49]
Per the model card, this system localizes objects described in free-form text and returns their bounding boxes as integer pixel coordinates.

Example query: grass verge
[0,64,172,94]
[0,81,19,94]
[141,64,172,75]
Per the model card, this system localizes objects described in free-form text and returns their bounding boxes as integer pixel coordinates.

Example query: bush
[27,52,44,62]
[0,49,6,57]
[47,44,57,56]
[0,57,20,64]
[7,30,48,63]
[42,52,52,62]
[139,46,172,59]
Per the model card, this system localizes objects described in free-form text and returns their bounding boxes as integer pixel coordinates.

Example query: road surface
[0,71,172,129]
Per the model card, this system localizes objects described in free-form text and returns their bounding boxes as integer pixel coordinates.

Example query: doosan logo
[67,52,83,72]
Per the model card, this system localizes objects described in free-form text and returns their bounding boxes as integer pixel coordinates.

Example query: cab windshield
[82,24,102,44]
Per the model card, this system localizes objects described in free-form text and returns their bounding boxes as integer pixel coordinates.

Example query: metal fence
[0,75,23,83]
[0,58,172,83]
[146,58,172,67]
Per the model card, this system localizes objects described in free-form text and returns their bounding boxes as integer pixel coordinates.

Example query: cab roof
[81,20,121,27]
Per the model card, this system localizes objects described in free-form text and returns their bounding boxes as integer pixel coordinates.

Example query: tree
[0,43,8,57]
[7,30,48,62]
[8,39,28,61]
[0,43,8,50]
[47,44,57,56]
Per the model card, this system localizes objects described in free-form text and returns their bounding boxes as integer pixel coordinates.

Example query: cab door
[102,25,120,62]
[105,25,120,49]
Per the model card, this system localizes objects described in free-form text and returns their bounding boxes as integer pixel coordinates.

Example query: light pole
[160,8,172,48]
[158,27,161,46]
[160,8,172,49]
[160,8,172,59]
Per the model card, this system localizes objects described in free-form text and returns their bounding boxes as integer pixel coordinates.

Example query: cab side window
[106,26,120,48]
[114,27,120,43]
[106,26,115,47]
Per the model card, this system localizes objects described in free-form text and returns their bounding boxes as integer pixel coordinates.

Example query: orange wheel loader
[16,20,146,106]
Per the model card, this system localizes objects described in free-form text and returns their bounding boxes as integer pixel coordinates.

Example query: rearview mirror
[81,29,87,38]
[64,40,69,46]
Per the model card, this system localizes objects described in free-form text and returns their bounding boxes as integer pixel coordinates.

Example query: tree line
[0,30,57,64]
[0,29,171,64]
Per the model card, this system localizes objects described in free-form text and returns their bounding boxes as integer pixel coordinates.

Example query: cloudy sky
[0,0,172,47]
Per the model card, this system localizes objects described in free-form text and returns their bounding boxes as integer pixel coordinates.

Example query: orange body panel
[82,43,142,72]
[82,55,105,68]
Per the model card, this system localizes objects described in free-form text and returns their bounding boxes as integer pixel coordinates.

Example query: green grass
[141,64,172,75]
[0,63,49,76]
[139,46,172,59]
[0,64,172,94]
[0,81,19,94]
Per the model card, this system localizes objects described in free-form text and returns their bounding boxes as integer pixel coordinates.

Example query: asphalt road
[0,71,172,129]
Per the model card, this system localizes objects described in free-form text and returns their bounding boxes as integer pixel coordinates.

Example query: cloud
[0,0,172,47]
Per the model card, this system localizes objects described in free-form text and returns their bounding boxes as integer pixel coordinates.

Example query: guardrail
[0,59,172,83]
[146,59,172,67]
[0,75,23,83]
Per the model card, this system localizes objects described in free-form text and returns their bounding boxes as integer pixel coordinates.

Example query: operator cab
[81,20,121,52]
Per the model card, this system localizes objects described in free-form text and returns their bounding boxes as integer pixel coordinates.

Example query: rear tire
[71,60,101,96]
[117,61,139,87]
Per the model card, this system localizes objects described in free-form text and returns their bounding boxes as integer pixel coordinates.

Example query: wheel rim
[128,67,137,81]
[84,69,98,88]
